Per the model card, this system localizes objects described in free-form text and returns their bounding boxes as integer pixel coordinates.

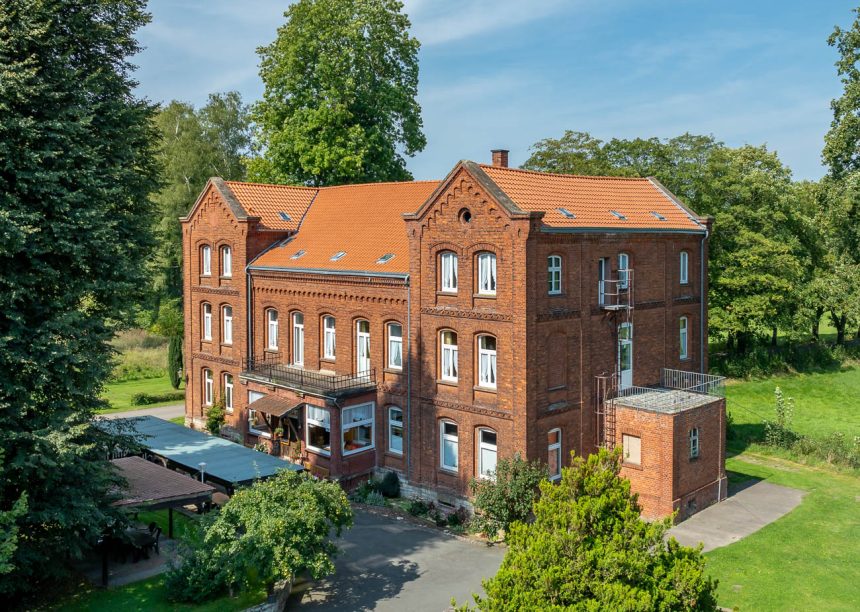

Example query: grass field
[100,376,184,413]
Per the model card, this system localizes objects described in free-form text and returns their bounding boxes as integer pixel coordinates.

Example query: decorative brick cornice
[378,382,406,396]
[420,396,513,421]
[191,352,240,367]
[252,284,407,307]
[673,295,701,305]
[192,285,241,297]
[537,308,581,322]
[251,271,406,289]
[637,300,667,310]
[419,306,512,322]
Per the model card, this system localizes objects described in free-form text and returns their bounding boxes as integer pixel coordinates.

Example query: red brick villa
[181,150,727,520]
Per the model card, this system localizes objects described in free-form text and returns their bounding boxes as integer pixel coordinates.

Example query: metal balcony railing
[242,353,376,398]
[607,369,726,414]
[599,269,634,310]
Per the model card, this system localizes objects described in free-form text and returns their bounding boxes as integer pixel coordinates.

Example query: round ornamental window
[459,208,472,224]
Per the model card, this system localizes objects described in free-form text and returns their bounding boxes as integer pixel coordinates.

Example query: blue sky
[134,0,857,181]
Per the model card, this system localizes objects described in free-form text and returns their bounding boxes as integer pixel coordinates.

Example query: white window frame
[440,251,458,292]
[356,320,371,375]
[618,252,629,290]
[477,335,497,389]
[598,257,607,305]
[477,428,498,480]
[440,331,458,382]
[224,373,234,413]
[266,309,278,351]
[323,315,336,360]
[680,251,689,285]
[690,427,700,459]
[221,246,232,278]
[622,433,641,466]
[222,305,233,345]
[440,420,458,472]
[387,322,403,370]
[548,255,562,295]
[680,316,689,360]
[202,303,212,341]
[548,428,562,481]
[292,312,304,366]
[477,252,497,296]
[203,369,213,406]
[388,406,404,455]
[201,245,211,276]
[341,402,374,456]
[247,391,271,438]
[305,405,331,455]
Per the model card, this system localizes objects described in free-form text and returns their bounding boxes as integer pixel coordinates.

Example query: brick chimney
[491,149,509,168]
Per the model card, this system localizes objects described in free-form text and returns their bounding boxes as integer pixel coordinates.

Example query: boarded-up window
[547,333,567,389]
[622,434,641,465]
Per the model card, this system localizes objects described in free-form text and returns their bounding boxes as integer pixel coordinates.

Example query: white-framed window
[224,373,234,413]
[548,428,562,480]
[342,402,374,456]
[388,406,404,455]
[548,255,562,295]
[266,309,278,350]
[356,320,371,374]
[440,420,458,471]
[622,433,641,466]
[598,257,607,305]
[440,251,458,292]
[201,245,211,276]
[477,252,497,295]
[477,428,498,479]
[203,368,213,406]
[680,251,689,285]
[305,405,331,455]
[477,335,497,389]
[247,391,271,437]
[440,331,458,382]
[323,315,336,360]
[202,303,212,341]
[618,252,629,289]
[690,427,700,459]
[680,316,689,360]
[292,312,304,366]
[221,246,232,278]
[387,322,403,370]
[222,305,233,345]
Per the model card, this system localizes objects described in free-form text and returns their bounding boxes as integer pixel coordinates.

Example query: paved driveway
[101,403,184,420]
[289,508,505,611]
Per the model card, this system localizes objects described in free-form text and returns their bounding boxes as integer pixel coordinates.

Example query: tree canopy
[250,0,426,186]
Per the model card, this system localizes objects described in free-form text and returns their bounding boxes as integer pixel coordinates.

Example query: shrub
[764,387,797,448]
[427,503,447,527]
[791,432,860,469]
[168,335,183,390]
[378,471,400,498]
[130,390,185,406]
[469,455,546,540]
[348,479,376,503]
[407,498,429,516]
[205,398,226,435]
[364,491,387,507]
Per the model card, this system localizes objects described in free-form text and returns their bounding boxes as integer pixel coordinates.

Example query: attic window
[278,211,292,222]
[558,208,576,219]
[651,211,667,221]
[377,253,395,264]
[290,249,305,260]
[330,251,346,261]
[609,210,627,220]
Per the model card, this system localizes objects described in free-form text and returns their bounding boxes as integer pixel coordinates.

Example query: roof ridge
[224,180,318,191]
[477,163,649,182]
[225,179,440,190]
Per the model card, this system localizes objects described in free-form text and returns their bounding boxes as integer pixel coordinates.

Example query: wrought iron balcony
[241,353,376,398]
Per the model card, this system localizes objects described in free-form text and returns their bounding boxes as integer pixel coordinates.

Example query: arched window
[548,255,562,295]
[201,245,211,276]
[440,331,458,382]
[323,316,336,360]
[548,428,562,480]
[356,320,371,374]
[224,373,234,413]
[222,305,233,345]
[440,251,458,292]
[388,406,404,455]
[477,335,497,389]
[477,428,498,479]
[618,252,629,289]
[292,312,304,366]
[266,309,278,350]
[440,420,458,471]
[202,303,212,341]
[203,369,213,406]
[689,427,700,458]
[221,246,232,278]
[679,316,689,360]
[387,322,403,370]
[598,257,607,305]
[477,252,497,295]
[680,251,689,285]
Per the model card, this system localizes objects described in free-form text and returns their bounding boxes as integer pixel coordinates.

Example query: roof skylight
[609,210,627,220]
[278,211,292,222]
[650,211,667,221]
[558,207,576,219]
[290,249,305,259]
[330,251,346,261]
[376,253,395,264]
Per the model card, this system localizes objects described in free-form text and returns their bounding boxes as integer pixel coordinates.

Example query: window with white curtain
[680,251,689,285]
[440,331,458,382]
[323,316,336,359]
[306,405,331,454]
[680,316,689,360]
[221,246,232,277]
[266,309,278,350]
[618,252,629,289]
[388,407,403,455]
[203,369,213,406]
[440,421,458,471]
[622,434,641,465]
[440,251,458,292]
[248,390,270,437]
[477,428,498,479]
[548,428,561,480]
[548,255,562,295]
[477,335,497,389]
[202,303,212,341]
[477,252,497,295]
[388,322,403,369]
[224,373,233,413]
[292,312,304,366]
[201,245,211,276]
[222,305,233,345]
[342,402,374,455]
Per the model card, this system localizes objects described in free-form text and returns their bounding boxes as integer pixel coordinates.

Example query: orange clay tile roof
[224,181,317,231]
[478,165,705,232]
[252,181,439,275]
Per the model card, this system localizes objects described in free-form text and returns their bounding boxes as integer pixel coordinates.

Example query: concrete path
[101,403,184,420]
[289,508,504,611]
[669,480,805,552]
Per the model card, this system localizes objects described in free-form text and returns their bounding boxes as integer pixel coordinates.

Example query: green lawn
[100,376,184,413]
[706,452,860,610]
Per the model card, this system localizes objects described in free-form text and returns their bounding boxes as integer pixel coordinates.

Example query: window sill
[384,367,403,375]
[220,343,233,348]
[689,455,700,463]
[436,290,458,297]
[220,275,233,281]
[320,357,336,364]
[264,349,279,355]
[436,379,458,388]
[438,466,458,475]
[306,446,331,457]
[343,445,375,457]
[473,385,497,394]
[547,384,567,392]
[622,462,643,471]
[249,429,271,439]
[473,293,497,299]
[548,292,564,298]
[385,451,404,459]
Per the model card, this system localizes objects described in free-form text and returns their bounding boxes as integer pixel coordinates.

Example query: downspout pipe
[700,225,709,373]
[406,277,412,481]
